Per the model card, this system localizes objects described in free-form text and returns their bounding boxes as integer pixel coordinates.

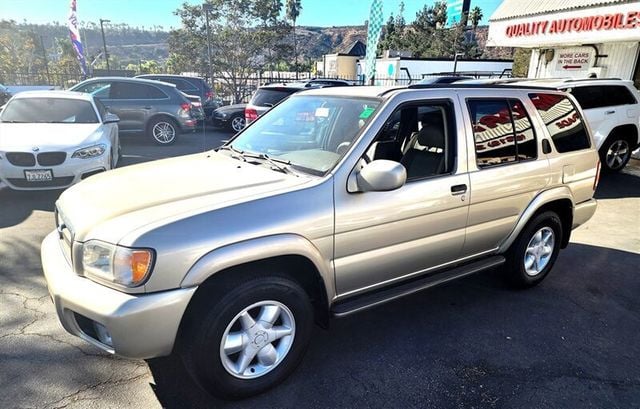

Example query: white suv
[512,79,640,172]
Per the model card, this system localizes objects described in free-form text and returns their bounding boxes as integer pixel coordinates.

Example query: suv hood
[57,151,311,243]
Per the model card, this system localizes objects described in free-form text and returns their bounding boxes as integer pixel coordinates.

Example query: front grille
[37,152,66,166]
[7,176,74,188]
[6,152,36,167]
[55,208,73,264]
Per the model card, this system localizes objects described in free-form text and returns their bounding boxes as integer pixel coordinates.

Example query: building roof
[489,0,634,22]
[339,40,366,57]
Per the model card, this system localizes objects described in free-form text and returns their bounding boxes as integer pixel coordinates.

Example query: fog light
[93,322,113,347]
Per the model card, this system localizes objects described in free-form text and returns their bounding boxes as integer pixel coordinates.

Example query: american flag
[68,0,88,77]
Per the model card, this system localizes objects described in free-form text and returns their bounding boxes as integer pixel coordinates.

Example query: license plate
[25,169,53,182]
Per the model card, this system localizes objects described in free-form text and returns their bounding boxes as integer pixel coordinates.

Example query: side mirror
[103,113,120,124]
[355,159,406,192]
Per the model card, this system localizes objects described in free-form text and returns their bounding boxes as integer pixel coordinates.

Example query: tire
[599,136,632,172]
[229,114,246,133]
[147,116,179,145]
[179,275,314,400]
[504,211,563,289]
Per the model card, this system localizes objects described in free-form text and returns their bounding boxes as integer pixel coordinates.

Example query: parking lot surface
[1,129,638,409]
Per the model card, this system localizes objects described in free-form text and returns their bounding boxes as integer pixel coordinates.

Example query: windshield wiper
[242,152,298,176]
[217,144,246,161]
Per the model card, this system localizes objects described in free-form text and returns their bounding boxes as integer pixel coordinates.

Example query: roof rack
[562,77,622,82]
[405,83,558,90]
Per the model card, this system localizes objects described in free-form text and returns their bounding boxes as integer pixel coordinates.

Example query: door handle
[143,106,152,110]
[605,110,616,115]
[451,184,467,195]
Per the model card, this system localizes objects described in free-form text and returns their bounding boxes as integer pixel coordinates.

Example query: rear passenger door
[104,82,168,132]
[460,93,551,257]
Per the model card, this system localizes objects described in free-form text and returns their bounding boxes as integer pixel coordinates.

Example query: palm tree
[469,6,483,30]
[286,0,302,77]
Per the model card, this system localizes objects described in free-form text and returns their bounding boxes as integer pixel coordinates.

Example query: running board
[331,256,505,318]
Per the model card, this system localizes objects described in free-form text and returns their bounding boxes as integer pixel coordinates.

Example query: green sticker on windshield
[359,107,375,119]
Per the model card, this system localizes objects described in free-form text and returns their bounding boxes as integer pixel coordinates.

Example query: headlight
[81,240,154,287]
[72,144,106,159]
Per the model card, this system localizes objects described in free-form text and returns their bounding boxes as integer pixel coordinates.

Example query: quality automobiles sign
[487,2,640,47]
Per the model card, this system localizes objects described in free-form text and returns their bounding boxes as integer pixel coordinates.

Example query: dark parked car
[136,74,218,119]
[418,76,473,84]
[0,84,12,106]
[212,103,247,132]
[298,78,354,87]
[70,77,198,145]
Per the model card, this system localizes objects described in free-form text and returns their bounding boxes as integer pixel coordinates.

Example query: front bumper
[0,154,109,191]
[41,231,196,359]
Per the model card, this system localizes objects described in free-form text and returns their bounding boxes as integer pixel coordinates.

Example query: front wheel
[600,137,631,172]
[148,117,179,145]
[504,211,563,288]
[179,275,314,400]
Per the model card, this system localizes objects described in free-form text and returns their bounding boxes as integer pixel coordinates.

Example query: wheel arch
[606,124,639,148]
[180,234,334,328]
[499,188,575,253]
[145,113,180,133]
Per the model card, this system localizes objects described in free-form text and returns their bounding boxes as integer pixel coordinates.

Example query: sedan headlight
[81,240,154,287]
[72,144,106,159]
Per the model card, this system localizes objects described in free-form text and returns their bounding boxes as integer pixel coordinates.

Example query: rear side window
[529,93,591,153]
[569,85,637,109]
[467,98,536,168]
[250,88,297,107]
[110,83,167,100]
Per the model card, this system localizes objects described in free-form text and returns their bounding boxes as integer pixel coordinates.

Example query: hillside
[3,20,513,71]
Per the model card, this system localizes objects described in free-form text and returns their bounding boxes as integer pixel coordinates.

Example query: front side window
[529,93,591,153]
[367,101,456,180]
[468,98,536,168]
[0,98,98,124]
[229,95,380,174]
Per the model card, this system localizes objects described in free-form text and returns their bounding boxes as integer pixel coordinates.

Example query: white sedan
[0,91,120,190]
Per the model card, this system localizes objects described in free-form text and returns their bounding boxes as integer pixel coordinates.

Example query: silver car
[41,84,599,399]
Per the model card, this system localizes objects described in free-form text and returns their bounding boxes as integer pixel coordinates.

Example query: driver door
[333,98,470,297]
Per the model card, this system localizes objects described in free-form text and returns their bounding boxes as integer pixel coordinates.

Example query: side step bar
[331,255,505,318]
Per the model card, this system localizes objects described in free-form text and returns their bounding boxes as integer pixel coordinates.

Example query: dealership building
[487,0,640,84]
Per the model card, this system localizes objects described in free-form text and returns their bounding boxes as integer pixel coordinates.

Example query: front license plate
[25,169,53,182]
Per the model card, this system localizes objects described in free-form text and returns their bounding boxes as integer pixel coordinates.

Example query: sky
[0,0,502,29]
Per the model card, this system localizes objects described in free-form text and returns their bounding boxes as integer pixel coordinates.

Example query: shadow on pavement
[0,187,60,229]
[147,243,640,409]
[595,170,640,200]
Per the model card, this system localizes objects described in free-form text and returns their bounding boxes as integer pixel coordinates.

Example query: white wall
[528,42,639,79]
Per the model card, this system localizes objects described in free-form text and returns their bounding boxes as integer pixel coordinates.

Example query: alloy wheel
[152,122,176,144]
[231,116,246,132]
[524,227,555,276]
[219,300,295,379]
[605,139,630,170]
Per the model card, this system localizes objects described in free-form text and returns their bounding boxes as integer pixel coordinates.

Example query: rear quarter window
[250,88,298,107]
[568,85,637,109]
[529,93,591,153]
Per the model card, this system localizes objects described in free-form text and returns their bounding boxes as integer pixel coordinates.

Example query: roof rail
[562,77,623,82]
[405,83,558,90]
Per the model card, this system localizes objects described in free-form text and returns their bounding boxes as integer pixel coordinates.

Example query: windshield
[227,95,381,174]
[0,97,98,124]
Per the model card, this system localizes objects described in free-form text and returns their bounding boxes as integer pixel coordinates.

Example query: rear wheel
[600,136,632,172]
[504,211,562,288]
[179,275,314,400]
[148,117,179,145]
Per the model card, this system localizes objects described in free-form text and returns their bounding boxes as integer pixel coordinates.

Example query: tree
[286,0,302,75]
[169,0,290,103]
[469,6,483,30]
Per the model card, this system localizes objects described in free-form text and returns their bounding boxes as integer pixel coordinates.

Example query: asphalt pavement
[0,131,638,409]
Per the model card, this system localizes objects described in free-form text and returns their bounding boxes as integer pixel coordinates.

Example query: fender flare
[497,187,574,253]
[180,234,335,301]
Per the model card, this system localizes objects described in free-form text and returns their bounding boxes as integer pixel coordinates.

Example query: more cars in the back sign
[70,77,198,145]
[0,91,119,190]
